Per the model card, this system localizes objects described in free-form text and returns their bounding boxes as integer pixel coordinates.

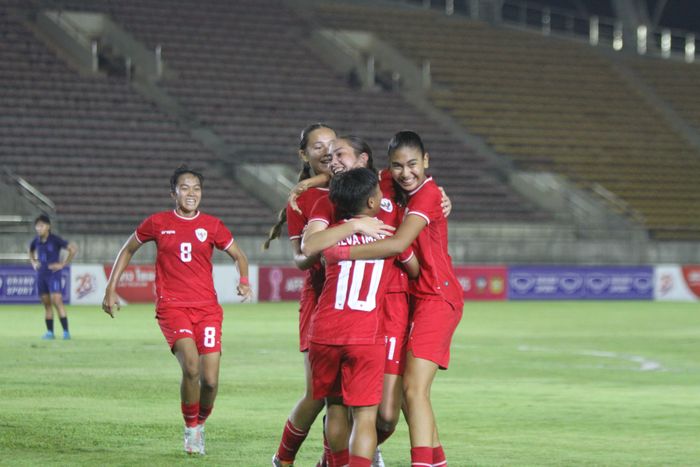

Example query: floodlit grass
[0,301,698,466]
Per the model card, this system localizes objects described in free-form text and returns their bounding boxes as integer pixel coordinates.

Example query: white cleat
[184,425,203,455]
[372,446,385,467]
[197,424,205,455]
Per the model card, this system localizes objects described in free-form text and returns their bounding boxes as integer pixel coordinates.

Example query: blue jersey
[30,234,69,272]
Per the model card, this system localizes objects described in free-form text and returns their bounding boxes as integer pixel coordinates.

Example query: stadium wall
[2,263,699,304]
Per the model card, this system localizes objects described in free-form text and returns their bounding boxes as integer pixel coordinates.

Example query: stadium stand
[0,7,274,235]
[627,56,700,136]
[312,1,700,240]
[4,0,700,241]
[1,0,546,239]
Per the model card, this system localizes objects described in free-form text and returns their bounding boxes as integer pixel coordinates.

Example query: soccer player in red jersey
[264,123,337,467]
[319,131,463,467]
[308,167,419,467]
[302,137,406,461]
[101,165,252,456]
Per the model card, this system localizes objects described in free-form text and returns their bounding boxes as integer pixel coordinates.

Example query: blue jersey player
[28,215,78,340]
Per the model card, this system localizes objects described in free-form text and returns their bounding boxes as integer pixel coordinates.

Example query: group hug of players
[100,124,463,467]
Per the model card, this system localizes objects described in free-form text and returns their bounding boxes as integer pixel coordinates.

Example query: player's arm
[28,247,39,270]
[224,240,253,302]
[102,234,142,317]
[301,217,396,257]
[399,249,420,279]
[288,173,331,214]
[290,238,319,271]
[63,242,78,266]
[326,215,427,262]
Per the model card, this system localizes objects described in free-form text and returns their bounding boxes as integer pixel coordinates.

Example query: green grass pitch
[0,301,698,466]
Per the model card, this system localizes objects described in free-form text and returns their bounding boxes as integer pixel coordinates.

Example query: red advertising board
[681,265,700,298]
[258,266,306,301]
[103,264,157,303]
[454,266,508,301]
[259,265,508,302]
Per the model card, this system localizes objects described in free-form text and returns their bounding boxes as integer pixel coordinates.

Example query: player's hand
[351,217,395,240]
[30,259,39,271]
[102,290,121,318]
[288,181,310,215]
[48,262,64,271]
[237,283,253,303]
[439,186,452,218]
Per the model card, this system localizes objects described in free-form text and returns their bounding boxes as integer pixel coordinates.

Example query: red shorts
[383,292,410,375]
[308,342,385,407]
[156,305,223,354]
[298,287,318,353]
[408,297,463,369]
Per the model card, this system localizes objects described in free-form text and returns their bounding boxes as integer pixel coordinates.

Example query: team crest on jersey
[195,228,208,242]
[380,198,393,213]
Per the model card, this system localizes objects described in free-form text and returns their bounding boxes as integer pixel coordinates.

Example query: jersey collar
[408,177,432,197]
[173,209,201,220]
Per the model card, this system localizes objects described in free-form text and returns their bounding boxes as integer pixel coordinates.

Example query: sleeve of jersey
[29,238,36,251]
[286,202,305,240]
[56,235,69,249]
[398,246,414,263]
[406,185,441,225]
[214,219,235,250]
[134,216,155,244]
[308,196,333,226]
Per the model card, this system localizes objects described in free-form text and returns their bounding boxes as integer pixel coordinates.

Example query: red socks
[181,402,199,428]
[329,448,349,467]
[276,419,309,463]
[411,446,433,466]
[198,405,213,425]
[348,455,371,467]
[433,445,447,466]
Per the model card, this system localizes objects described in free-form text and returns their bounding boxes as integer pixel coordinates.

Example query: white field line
[517,345,664,371]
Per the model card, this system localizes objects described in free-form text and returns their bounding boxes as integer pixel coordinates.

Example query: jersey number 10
[334,260,384,312]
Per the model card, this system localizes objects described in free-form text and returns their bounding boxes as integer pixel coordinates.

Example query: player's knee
[181,359,200,381]
[200,375,218,393]
[377,406,399,430]
[403,379,429,403]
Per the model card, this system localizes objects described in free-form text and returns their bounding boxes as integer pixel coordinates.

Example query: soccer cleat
[272,454,293,467]
[197,424,205,455]
[63,330,71,340]
[184,425,202,455]
[41,331,55,340]
[372,446,385,467]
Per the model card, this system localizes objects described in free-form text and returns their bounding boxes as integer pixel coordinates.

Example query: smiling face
[300,127,336,176]
[171,173,202,217]
[329,139,369,176]
[389,146,429,192]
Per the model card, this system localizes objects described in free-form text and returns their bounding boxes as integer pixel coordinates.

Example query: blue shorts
[37,270,63,295]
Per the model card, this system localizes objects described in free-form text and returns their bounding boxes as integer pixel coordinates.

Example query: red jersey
[406,177,463,308]
[135,210,234,309]
[287,187,328,296]
[310,219,395,345]
[309,183,408,294]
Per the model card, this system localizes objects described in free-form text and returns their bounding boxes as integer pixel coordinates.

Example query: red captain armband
[323,245,351,264]
[398,247,414,263]
[239,276,250,286]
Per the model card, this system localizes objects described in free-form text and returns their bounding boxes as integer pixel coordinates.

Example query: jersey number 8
[180,242,192,262]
